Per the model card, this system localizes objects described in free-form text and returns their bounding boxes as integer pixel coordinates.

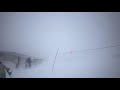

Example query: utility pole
[52,48,59,72]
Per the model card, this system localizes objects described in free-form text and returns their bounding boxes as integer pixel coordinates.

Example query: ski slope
[3,45,120,78]
[0,12,120,78]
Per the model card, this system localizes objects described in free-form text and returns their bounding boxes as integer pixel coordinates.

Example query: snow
[2,46,120,78]
[0,12,120,78]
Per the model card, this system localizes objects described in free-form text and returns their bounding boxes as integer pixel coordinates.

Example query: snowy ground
[3,46,120,78]
[1,12,120,78]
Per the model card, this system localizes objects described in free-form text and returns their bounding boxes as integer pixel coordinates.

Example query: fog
[0,12,120,78]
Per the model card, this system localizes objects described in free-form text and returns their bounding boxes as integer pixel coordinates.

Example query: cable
[60,44,120,54]
[51,44,120,72]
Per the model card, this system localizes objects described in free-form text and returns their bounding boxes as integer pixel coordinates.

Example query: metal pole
[52,48,59,72]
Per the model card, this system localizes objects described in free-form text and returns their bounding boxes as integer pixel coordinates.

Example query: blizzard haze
[0,12,120,78]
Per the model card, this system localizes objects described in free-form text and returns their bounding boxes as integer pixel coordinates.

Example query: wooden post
[16,57,20,68]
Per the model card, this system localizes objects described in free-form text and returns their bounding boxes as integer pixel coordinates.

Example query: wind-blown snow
[0,12,120,78]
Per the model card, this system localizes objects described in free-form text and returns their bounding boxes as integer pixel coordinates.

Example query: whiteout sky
[0,12,120,78]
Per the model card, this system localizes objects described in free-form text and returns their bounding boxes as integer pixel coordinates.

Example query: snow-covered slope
[2,45,120,78]
[0,12,120,78]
